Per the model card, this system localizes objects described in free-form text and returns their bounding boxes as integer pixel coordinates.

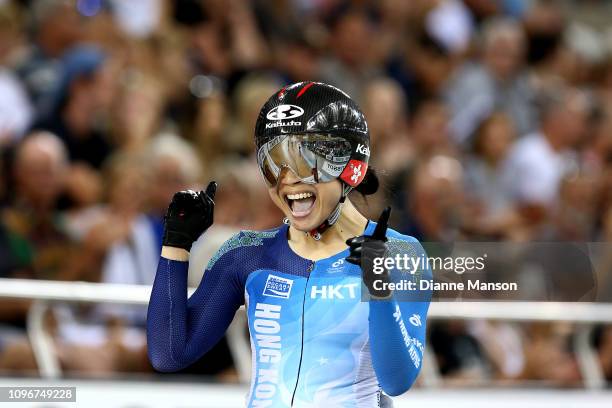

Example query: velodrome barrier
[0,278,610,390]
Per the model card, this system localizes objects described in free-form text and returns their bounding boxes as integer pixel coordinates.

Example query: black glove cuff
[163,230,194,251]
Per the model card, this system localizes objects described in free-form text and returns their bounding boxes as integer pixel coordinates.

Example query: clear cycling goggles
[257,134,352,187]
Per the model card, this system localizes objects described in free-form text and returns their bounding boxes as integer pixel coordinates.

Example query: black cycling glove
[346,207,392,299]
[162,181,217,251]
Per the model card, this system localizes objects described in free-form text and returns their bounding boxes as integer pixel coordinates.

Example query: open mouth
[284,191,316,218]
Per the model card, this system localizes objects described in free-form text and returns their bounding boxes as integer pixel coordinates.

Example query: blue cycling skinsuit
[147,221,431,407]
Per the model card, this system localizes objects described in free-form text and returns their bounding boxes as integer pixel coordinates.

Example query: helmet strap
[308,184,352,240]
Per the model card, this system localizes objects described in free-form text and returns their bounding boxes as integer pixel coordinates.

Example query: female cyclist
[147,82,432,407]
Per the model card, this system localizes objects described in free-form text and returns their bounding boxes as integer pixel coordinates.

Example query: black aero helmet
[254,81,371,189]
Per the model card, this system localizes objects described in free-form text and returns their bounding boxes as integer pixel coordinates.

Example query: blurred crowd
[0,0,611,387]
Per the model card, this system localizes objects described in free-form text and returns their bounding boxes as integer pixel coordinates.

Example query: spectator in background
[15,0,84,117]
[523,2,576,91]
[189,159,260,284]
[373,0,416,66]
[548,173,598,241]
[0,3,32,145]
[501,88,590,229]
[467,320,525,380]
[108,0,162,39]
[31,45,118,211]
[0,68,33,146]
[409,99,456,160]
[389,99,457,236]
[445,17,536,145]
[363,77,410,175]
[583,104,612,178]
[400,155,465,242]
[52,152,157,375]
[358,78,412,219]
[274,33,321,84]
[0,132,95,282]
[147,132,204,252]
[83,152,156,290]
[0,148,4,199]
[225,74,281,160]
[110,69,166,152]
[0,1,24,65]
[192,87,229,173]
[320,9,380,102]
[33,45,115,169]
[188,0,268,79]
[0,132,100,375]
[462,112,523,239]
[253,0,308,47]
[430,320,489,382]
[520,322,581,385]
[464,112,515,216]
[425,0,475,56]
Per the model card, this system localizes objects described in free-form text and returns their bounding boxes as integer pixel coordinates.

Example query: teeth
[287,192,313,200]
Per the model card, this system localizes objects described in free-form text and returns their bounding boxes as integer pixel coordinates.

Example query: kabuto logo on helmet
[356,143,370,157]
[265,120,301,129]
[266,104,304,121]
[340,159,368,187]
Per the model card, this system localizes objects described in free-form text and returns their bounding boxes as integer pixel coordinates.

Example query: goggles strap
[308,184,352,240]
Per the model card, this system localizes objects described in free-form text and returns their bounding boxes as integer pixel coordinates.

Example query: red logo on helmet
[340,160,368,187]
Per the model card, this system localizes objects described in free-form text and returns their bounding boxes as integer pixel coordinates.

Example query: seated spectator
[399,155,465,241]
[462,112,523,238]
[1,131,95,282]
[520,322,581,386]
[444,17,537,145]
[363,77,411,176]
[388,99,457,233]
[225,74,281,160]
[500,88,590,227]
[358,78,411,218]
[146,133,205,253]
[465,113,516,216]
[467,320,525,380]
[0,131,101,374]
[53,152,156,375]
[320,9,380,103]
[409,98,456,161]
[388,29,454,113]
[0,68,33,146]
[110,69,166,152]
[548,173,598,241]
[32,45,116,170]
[430,320,489,382]
[425,0,475,56]
[14,0,84,117]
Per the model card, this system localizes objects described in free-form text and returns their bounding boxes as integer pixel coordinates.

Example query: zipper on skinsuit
[290,260,314,406]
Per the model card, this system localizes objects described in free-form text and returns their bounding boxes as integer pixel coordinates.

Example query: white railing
[0,278,610,388]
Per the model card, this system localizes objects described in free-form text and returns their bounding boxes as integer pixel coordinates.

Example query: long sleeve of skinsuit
[146,254,243,372]
[367,233,432,396]
[146,228,310,373]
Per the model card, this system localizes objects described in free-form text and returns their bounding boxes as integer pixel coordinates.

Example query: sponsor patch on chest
[263,274,294,299]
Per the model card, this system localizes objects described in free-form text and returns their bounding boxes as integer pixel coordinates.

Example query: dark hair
[353,167,379,196]
[470,111,513,156]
